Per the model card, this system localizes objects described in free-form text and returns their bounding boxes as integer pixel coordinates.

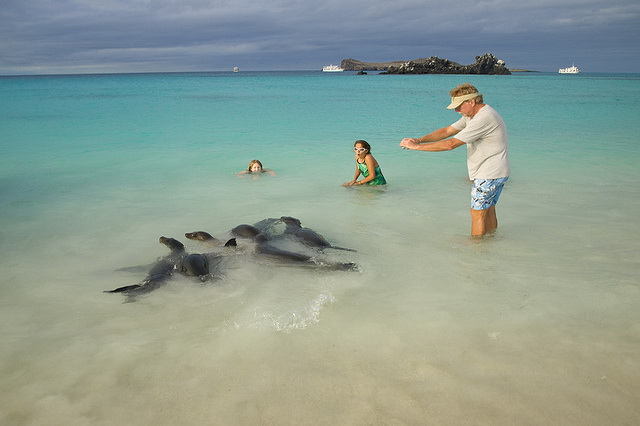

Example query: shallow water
[1,71,639,425]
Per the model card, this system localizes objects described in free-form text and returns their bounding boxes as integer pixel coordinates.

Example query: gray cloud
[1,0,638,74]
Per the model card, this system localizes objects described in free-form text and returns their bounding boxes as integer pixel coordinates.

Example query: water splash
[228,291,336,333]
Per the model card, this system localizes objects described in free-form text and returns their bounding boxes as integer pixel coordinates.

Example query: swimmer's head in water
[248,159,263,172]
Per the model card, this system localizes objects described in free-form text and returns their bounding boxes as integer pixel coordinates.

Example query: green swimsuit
[357,161,387,185]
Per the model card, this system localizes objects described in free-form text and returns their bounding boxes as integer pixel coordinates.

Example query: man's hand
[400,138,419,150]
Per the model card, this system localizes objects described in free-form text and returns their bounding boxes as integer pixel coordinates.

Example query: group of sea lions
[105,216,357,302]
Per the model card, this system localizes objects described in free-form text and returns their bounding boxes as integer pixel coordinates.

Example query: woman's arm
[342,165,361,186]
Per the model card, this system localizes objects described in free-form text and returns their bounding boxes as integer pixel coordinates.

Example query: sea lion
[185,231,237,248]
[158,237,228,280]
[185,231,217,242]
[280,216,355,251]
[178,253,210,277]
[255,239,312,263]
[159,236,185,253]
[254,234,357,271]
[252,217,281,232]
[230,224,262,238]
[105,258,175,297]
[106,236,221,299]
[105,236,186,298]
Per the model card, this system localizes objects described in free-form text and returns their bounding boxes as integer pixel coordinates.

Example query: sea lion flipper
[327,246,357,252]
[104,284,142,294]
[114,264,154,273]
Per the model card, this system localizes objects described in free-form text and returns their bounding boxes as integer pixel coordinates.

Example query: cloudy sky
[1,0,639,75]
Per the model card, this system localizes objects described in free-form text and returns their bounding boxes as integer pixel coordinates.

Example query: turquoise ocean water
[1,71,639,425]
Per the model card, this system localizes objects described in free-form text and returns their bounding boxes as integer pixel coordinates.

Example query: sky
[1,0,639,75]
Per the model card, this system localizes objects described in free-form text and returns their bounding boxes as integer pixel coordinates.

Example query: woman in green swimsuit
[342,140,387,186]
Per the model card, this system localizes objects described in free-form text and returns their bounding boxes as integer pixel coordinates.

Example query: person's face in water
[250,162,263,172]
[354,143,368,158]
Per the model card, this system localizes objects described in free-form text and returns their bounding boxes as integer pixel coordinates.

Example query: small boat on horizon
[233,66,239,73]
[322,64,344,72]
[559,64,580,74]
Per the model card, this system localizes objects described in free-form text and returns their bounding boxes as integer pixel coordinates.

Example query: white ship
[559,64,580,74]
[233,66,239,73]
[322,64,344,72]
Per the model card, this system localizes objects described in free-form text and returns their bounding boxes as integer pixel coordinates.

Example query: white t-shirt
[451,104,510,180]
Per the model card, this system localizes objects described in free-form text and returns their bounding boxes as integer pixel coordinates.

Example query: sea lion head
[185,231,216,241]
[159,236,185,252]
[280,216,302,227]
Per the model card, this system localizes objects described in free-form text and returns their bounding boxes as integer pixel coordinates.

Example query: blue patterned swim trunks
[471,177,509,210]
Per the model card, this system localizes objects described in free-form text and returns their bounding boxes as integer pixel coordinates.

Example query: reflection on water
[344,184,389,205]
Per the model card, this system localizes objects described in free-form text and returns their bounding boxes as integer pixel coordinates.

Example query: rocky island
[341,53,511,75]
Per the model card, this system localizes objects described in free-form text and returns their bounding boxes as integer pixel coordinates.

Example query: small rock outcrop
[385,54,510,75]
[342,54,511,75]
[341,58,408,71]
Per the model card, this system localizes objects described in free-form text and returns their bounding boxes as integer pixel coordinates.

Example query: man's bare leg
[471,206,498,238]
[486,205,498,234]
[470,208,488,237]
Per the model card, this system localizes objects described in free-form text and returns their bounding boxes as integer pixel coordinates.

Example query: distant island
[341,53,512,75]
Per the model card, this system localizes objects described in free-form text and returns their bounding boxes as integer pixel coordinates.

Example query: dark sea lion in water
[280,216,356,252]
[181,235,237,277]
[254,237,312,263]
[159,236,185,251]
[186,218,358,271]
[106,258,175,296]
[105,236,186,297]
[178,253,209,277]
[254,235,357,271]
[158,236,228,279]
[185,231,218,242]
[280,216,302,227]
[158,236,196,263]
[230,224,262,238]
[187,231,306,262]
[252,217,281,231]
[106,236,221,299]
[185,231,237,247]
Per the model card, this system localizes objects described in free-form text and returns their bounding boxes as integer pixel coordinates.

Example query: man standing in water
[399,83,510,238]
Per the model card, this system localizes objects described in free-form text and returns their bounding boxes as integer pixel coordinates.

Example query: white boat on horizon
[559,64,580,74]
[233,66,239,73]
[322,64,344,72]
